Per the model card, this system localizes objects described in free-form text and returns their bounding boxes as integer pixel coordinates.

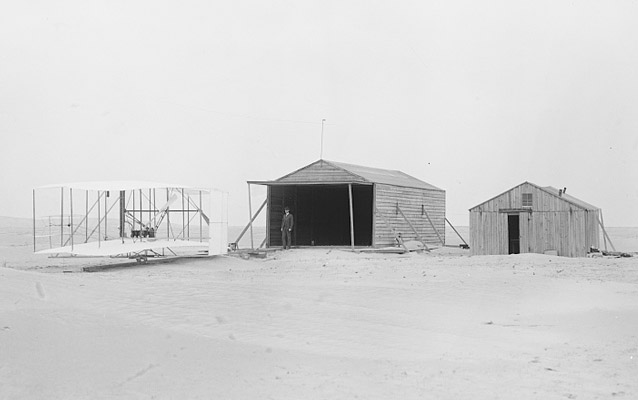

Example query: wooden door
[508,214,520,254]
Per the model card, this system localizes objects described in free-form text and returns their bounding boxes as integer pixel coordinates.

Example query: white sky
[1,1,637,227]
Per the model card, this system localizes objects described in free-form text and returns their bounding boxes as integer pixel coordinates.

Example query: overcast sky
[1,1,637,227]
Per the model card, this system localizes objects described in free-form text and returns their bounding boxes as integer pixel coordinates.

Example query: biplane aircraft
[32,181,228,261]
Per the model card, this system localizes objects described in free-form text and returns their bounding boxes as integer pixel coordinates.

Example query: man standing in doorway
[281,206,294,250]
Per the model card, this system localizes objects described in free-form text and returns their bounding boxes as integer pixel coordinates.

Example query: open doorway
[269,184,373,247]
[508,214,520,254]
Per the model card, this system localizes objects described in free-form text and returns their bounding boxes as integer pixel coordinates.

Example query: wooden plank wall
[278,162,367,184]
[374,184,445,247]
[470,183,600,257]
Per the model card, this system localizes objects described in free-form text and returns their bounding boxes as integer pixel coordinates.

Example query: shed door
[508,214,520,254]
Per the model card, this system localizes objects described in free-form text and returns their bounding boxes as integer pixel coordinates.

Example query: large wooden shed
[469,182,600,257]
[248,159,446,248]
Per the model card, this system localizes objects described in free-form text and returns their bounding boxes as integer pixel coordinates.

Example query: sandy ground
[1,244,637,399]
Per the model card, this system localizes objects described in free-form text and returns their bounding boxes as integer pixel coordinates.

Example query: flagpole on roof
[320,118,326,159]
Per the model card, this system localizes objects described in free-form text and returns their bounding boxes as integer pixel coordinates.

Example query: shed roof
[541,186,598,211]
[249,159,443,191]
[469,181,599,211]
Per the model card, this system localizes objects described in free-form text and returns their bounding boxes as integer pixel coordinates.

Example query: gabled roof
[469,181,598,211]
[251,159,443,191]
[326,160,442,190]
[541,185,598,211]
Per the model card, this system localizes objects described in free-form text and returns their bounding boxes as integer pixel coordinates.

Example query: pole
[199,191,203,242]
[148,189,152,231]
[181,188,185,239]
[166,188,170,240]
[104,190,108,240]
[32,189,36,252]
[320,118,326,159]
[119,191,125,242]
[97,190,101,248]
[70,188,74,251]
[153,189,157,229]
[348,184,355,250]
[86,191,89,242]
[139,189,143,231]
[60,187,64,247]
[132,190,136,232]
[248,183,254,249]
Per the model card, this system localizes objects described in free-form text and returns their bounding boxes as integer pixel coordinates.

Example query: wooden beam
[234,199,267,246]
[598,210,616,252]
[32,189,36,253]
[396,204,430,251]
[70,188,74,251]
[375,207,412,252]
[248,183,254,249]
[348,184,355,250]
[371,184,376,247]
[60,187,64,247]
[266,186,271,248]
[422,205,444,245]
[446,218,469,247]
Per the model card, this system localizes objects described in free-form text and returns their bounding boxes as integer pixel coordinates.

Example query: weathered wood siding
[470,183,600,257]
[374,184,446,247]
[277,161,366,184]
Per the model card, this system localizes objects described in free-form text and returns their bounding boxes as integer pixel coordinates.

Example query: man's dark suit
[281,212,294,249]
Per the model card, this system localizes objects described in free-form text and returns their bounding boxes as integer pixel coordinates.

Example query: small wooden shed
[469,182,600,257]
[248,159,446,248]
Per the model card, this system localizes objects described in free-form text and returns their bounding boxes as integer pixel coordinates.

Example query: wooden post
[166,188,170,240]
[181,188,185,239]
[248,183,254,249]
[104,190,108,240]
[32,189,36,252]
[148,189,152,233]
[348,184,355,250]
[119,191,125,242]
[153,189,157,229]
[87,191,90,242]
[132,190,136,232]
[371,184,376,247]
[186,194,190,239]
[70,188,74,251]
[97,191,101,248]
[266,186,271,248]
[60,187,64,247]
